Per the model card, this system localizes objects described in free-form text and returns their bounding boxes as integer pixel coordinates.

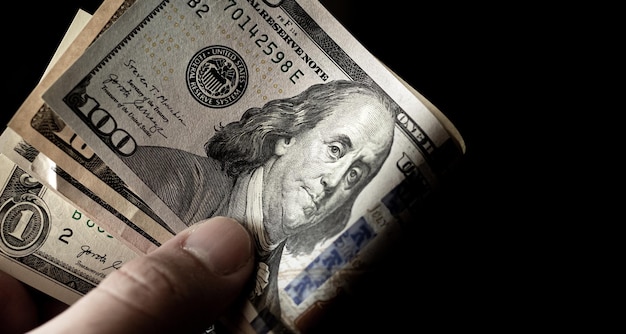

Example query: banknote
[0,151,139,305]
[38,0,465,332]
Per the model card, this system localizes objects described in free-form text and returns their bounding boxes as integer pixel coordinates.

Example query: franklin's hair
[206,79,396,255]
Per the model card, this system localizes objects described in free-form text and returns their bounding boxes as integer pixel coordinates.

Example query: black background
[1,1,557,332]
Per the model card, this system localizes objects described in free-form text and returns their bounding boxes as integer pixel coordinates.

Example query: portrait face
[261,93,394,244]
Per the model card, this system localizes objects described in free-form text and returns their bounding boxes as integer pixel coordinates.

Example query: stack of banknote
[0,0,465,332]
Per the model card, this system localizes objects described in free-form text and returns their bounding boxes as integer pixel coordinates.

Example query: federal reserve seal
[186,45,249,108]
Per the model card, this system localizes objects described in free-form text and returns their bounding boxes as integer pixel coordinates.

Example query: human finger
[28,216,255,334]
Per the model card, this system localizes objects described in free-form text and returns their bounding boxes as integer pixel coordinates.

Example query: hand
[1,216,255,334]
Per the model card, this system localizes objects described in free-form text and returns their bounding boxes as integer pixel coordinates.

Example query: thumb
[29,216,255,334]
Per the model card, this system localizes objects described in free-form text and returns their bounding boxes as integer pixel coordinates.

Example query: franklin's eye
[345,167,362,187]
[328,143,344,159]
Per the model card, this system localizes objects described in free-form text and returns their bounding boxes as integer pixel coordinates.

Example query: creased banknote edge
[389,67,466,154]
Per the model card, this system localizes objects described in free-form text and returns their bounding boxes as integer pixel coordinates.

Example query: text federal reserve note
[0,152,138,305]
[42,0,464,331]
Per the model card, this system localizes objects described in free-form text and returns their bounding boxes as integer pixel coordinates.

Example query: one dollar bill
[0,150,139,305]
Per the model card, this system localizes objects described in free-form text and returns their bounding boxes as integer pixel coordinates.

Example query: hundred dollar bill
[8,0,175,253]
[0,152,139,305]
[37,0,465,332]
[42,0,464,230]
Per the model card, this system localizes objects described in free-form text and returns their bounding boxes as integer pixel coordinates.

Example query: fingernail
[183,216,253,276]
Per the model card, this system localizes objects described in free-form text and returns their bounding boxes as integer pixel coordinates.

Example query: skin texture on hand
[2,216,255,334]
[0,270,40,333]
